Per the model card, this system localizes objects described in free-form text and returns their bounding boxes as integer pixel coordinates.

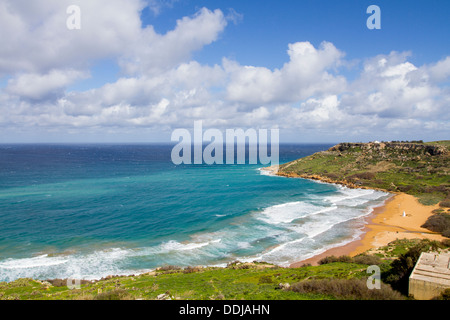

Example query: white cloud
[6,69,88,101]
[341,52,448,121]
[0,0,145,74]
[146,0,180,16]
[425,57,450,83]
[119,7,228,75]
[224,41,346,105]
[0,1,227,76]
[0,2,448,142]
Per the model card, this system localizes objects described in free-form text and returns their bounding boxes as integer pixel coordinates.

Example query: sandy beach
[290,192,446,267]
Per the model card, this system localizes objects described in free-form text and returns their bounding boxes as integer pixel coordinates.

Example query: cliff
[328,142,447,156]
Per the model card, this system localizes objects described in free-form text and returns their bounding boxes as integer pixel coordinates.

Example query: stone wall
[409,252,450,300]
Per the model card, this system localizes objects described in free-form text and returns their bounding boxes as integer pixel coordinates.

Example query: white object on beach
[402,211,406,217]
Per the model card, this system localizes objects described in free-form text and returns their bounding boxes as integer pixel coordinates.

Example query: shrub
[94,289,130,300]
[357,172,376,180]
[300,263,311,267]
[158,265,181,272]
[421,213,450,238]
[46,279,66,287]
[318,254,382,266]
[425,185,448,193]
[352,254,382,265]
[258,275,274,284]
[226,261,241,268]
[439,200,450,208]
[215,294,225,300]
[397,185,414,192]
[433,288,450,300]
[183,266,202,274]
[325,173,339,180]
[318,255,353,265]
[347,173,376,182]
[290,278,404,300]
[9,278,33,287]
[75,292,95,300]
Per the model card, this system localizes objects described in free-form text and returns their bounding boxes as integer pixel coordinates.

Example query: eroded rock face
[276,171,369,190]
[328,142,447,156]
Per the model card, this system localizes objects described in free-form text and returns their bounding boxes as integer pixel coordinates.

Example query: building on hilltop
[409,251,450,300]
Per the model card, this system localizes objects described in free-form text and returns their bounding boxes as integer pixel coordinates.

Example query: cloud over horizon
[0,0,449,142]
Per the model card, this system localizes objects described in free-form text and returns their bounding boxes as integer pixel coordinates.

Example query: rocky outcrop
[276,171,389,192]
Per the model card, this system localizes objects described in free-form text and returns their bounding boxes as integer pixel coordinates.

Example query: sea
[0,144,390,282]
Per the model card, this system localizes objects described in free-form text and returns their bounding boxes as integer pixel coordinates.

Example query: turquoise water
[0,144,389,281]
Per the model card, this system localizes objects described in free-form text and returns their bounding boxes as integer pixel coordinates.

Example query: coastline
[290,191,446,267]
[261,166,447,267]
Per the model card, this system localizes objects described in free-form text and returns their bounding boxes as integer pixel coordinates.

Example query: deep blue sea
[0,144,389,282]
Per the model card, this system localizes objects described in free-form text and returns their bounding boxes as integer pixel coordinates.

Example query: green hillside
[278,141,450,206]
[1,239,448,300]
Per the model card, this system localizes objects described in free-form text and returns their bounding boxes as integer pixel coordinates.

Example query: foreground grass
[1,239,448,300]
[0,262,368,300]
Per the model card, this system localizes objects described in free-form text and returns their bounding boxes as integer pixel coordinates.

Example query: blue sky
[83,1,450,87]
[0,0,449,143]
[144,1,450,66]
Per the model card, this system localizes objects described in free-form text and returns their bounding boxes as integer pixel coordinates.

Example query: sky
[0,0,449,143]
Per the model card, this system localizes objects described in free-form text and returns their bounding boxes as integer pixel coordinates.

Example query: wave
[239,215,370,267]
[0,183,390,282]
[240,187,389,266]
[257,167,279,176]
[0,248,138,282]
[0,255,68,270]
[258,168,272,176]
[158,239,221,252]
[256,201,337,225]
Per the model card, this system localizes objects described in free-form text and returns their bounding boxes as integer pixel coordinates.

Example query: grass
[0,262,371,300]
[1,239,448,300]
[370,238,430,259]
[424,140,450,147]
[290,278,404,300]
